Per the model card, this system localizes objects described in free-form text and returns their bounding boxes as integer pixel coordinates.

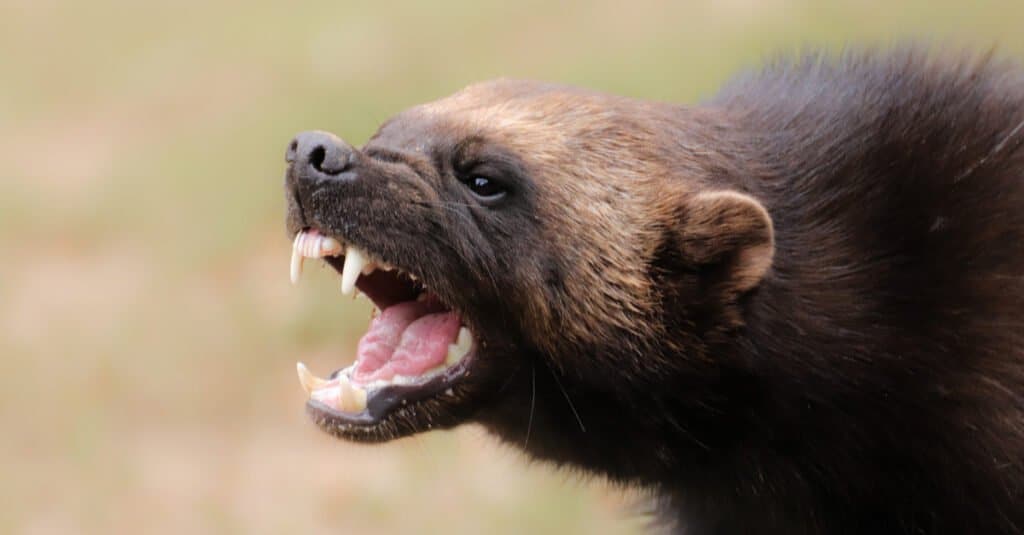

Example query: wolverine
[282,48,1024,534]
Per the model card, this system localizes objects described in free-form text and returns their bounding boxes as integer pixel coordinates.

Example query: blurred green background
[2,1,1023,533]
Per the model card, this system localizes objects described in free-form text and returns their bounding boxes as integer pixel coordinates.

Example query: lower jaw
[306,398,457,443]
[304,350,476,429]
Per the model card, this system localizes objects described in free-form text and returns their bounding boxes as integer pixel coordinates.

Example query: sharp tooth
[340,246,367,296]
[290,233,305,285]
[446,326,473,366]
[361,262,378,276]
[337,375,367,412]
[296,362,329,395]
[457,326,471,348]
[351,385,367,412]
[336,376,350,410]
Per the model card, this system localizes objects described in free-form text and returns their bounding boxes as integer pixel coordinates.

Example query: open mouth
[289,229,475,432]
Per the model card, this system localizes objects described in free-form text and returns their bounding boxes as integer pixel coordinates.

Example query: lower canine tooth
[337,375,367,412]
[296,362,329,395]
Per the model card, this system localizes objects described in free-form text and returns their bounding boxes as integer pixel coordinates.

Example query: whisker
[524,363,537,449]
[543,359,586,433]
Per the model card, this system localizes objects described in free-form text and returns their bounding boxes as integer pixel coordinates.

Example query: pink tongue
[352,300,461,384]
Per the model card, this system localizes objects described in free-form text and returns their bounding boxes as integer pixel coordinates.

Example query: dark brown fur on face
[284,47,1024,534]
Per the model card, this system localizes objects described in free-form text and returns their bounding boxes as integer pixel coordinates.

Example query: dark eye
[461,175,507,202]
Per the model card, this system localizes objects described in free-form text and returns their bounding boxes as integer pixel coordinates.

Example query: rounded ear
[675,190,774,294]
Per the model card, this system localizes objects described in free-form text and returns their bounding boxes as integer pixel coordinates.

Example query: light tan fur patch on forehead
[419,81,690,353]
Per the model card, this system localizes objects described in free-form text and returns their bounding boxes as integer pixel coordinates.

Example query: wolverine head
[284,80,773,454]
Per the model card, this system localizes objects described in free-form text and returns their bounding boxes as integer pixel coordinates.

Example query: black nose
[286,130,355,177]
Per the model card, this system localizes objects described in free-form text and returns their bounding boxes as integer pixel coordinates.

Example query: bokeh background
[3,1,1023,533]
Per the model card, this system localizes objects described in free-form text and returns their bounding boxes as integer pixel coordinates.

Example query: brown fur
[285,47,1024,533]
[385,81,765,363]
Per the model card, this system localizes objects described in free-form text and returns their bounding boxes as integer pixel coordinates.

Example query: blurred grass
[2,0,1023,533]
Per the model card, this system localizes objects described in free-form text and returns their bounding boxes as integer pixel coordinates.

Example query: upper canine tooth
[290,233,305,285]
[296,362,329,395]
[340,246,367,296]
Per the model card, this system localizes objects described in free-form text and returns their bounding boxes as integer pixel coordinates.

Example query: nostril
[308,143,351,175]
[308,145,327,172]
